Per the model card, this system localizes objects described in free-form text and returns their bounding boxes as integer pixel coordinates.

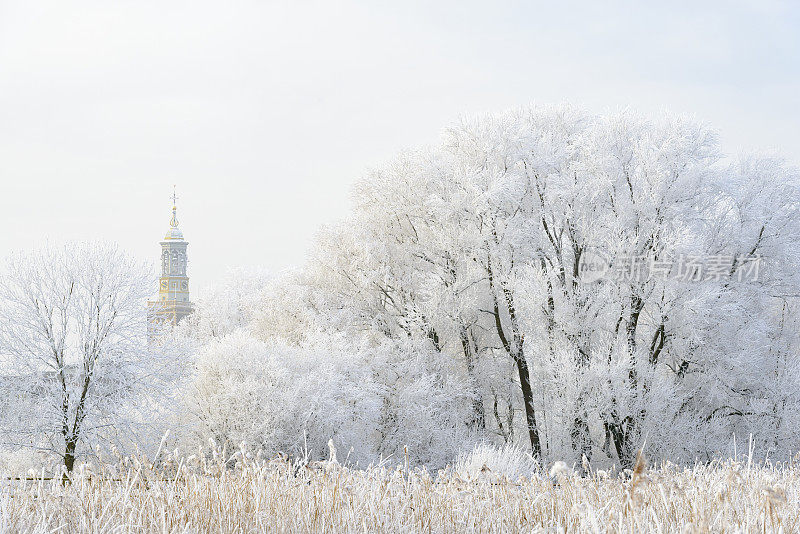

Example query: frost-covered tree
[0,242,184,473]
[184,330,478,469]
[172,105,799,471]
[177,267,272,342]
[304,105,800,467]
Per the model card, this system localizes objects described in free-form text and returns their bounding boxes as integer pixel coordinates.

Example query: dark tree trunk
[627,292,644,383]
[513,352,542,458]
[604,413,636,470]
[570,342,592,465]
[488,259,542,459]
[61,437,78,484]
[571,410,592,469]
[64,439,77,472]
[459,325,485,429]
[493,392,515,443]
[610,292,645,469]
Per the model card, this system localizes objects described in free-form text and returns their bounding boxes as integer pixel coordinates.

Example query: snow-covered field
[2,451,796,533]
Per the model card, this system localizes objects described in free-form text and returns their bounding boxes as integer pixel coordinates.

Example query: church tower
[149,188,193,325]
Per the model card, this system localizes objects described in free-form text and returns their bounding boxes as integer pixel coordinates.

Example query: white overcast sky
[1,1,798,289]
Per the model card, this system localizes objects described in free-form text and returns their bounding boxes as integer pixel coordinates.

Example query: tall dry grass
[1,447,797,533]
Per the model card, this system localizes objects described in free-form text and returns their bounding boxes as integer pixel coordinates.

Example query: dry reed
[0,448,797,533]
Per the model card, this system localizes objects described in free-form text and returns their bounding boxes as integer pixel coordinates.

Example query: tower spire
[170,185,179,228]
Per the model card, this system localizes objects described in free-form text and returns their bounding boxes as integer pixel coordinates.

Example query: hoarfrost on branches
[0,242,186,472]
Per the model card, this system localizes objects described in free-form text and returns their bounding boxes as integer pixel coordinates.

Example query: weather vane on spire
[171,184,179,207]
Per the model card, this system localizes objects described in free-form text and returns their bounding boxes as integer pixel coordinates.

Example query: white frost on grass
[454,442,539,482]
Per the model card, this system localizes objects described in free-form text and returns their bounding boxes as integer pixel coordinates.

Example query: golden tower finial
[169,185,179,228]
